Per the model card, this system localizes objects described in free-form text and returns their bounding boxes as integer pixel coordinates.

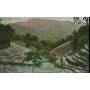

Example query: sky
[1,17,73,24]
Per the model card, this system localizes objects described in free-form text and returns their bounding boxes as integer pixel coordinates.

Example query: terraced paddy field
[0,42,89,73]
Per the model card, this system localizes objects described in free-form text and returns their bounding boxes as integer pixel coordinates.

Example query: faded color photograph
[0,17,89,73]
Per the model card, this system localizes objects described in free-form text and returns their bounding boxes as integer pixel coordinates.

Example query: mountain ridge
[12,19,75,29]
[10,19,79,42]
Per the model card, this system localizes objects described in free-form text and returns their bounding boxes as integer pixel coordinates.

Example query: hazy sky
[1,17,73,24]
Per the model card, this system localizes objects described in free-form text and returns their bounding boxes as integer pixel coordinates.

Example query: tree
[0,24,15,48]
[71,17,89,52]
[40,40,48,47]
[72,31,79,51]
[72,23,89,52]
[31,35,38,42]
[73,17,89,25]
[40,49,49,59]
[25,51,42,72]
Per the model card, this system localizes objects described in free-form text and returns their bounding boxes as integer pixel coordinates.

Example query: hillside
[10,19,79,42]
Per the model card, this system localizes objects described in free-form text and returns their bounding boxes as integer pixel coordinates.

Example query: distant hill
[10,19,79,42]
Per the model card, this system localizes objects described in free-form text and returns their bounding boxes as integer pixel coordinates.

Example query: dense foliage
[0,24,14,48]
[72,24,89,51]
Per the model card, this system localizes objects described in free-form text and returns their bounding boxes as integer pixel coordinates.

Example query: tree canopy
[0,24,15,48]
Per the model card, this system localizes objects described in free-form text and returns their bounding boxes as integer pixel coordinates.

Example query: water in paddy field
[0,63,73,73]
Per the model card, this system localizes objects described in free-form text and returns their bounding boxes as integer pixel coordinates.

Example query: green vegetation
[0,23,15,49]
[25,51,42,72]
[12,17,89,65]
[11,19,79,43]
[52,17,89,52]
[72,25,89,52]
[0,17,89,73]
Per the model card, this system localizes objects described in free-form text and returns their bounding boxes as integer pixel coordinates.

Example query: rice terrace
[0,17,89,73]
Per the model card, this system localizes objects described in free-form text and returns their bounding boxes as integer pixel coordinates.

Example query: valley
[10,19,79,42]
[0,17,89,73]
